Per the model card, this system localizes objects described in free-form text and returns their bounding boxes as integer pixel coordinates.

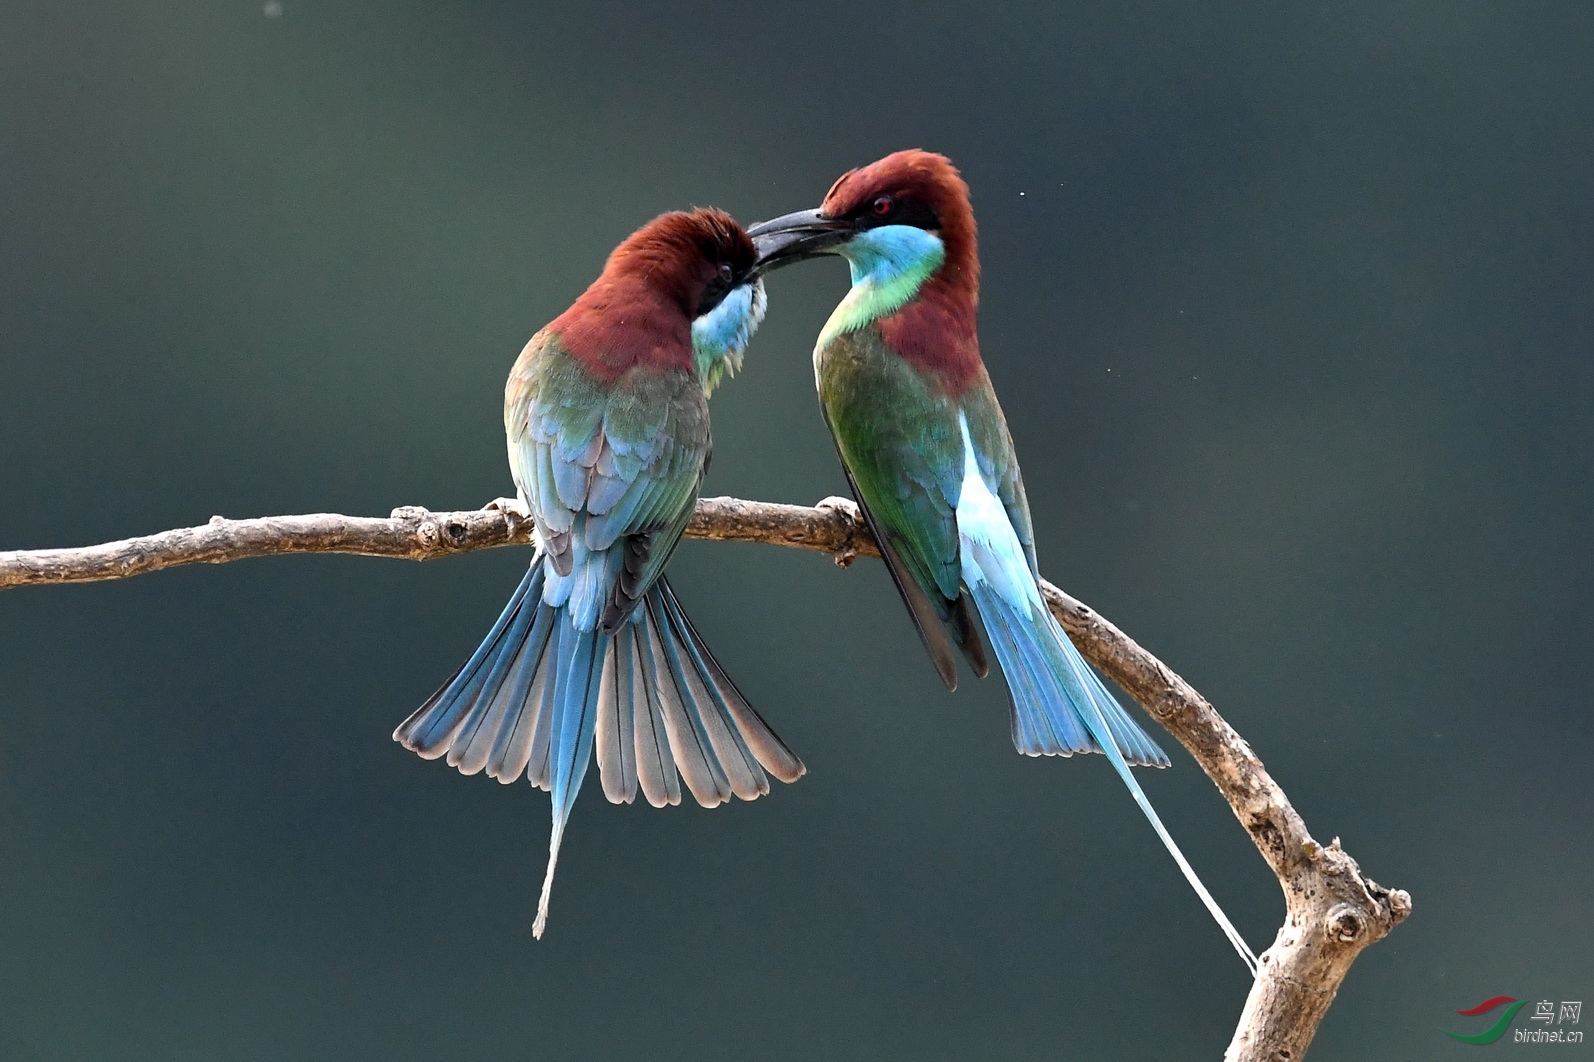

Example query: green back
[506,331,711,604]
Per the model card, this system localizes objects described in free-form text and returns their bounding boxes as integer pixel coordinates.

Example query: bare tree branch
[0,495,1409,1059]
[0,498,873,590]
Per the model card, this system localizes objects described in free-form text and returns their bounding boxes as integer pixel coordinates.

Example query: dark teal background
[2,3,1590,1058]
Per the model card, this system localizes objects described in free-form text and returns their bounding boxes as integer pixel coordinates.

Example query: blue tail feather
[595,633,639,804]
[968,580,1113,760]
[650,591,757,803]
[635,595,728,806]
[654,590,770,801]
[452,599,554,776]
[396,564,803,939]
[1078,663,1167,769]
[395,565,543,757]
[520,648,559,792]
[1042,620,1258,974]
[662,583,806,786]
[484,612,556,784]
[616,623,681,808]
[977,588,1043,751]
[547,619,604,824]
[1001,621,1061,754]
[442,595,536,770]
[969,578,1258,974]
[657,582,805,790]
[534,615,606,938]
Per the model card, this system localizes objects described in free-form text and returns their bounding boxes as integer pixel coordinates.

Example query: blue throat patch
[691,279,766,396]
[818,226,946,347]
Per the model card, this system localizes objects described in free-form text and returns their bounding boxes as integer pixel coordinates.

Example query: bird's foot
[484,496,536,544]
[815,495,866,568]
[484,496,530,518]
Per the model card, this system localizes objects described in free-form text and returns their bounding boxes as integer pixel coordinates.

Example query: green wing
[817,329,989,687]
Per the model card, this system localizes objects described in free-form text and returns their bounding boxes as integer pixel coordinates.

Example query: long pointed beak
[748,208,853,277]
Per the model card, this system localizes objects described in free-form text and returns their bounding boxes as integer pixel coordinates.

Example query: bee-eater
[394,209,804,937]
[749,151,1256,972]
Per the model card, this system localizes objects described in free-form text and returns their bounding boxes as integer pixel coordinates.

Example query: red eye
[871,195,895,217]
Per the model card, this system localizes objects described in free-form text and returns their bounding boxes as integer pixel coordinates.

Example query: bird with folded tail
[749,151,1257,974]
[395,209,804,938]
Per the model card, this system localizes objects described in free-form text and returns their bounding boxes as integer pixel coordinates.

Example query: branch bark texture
[0,496,1409,1059]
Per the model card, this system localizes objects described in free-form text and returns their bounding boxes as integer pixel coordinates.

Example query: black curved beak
[748,208,853,278]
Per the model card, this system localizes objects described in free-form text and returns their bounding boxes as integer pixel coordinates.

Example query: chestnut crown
[820,150,975,259]
[606,208,757,319]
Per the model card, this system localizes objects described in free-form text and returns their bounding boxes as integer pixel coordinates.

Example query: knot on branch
[1273,835,1410,975]
[1324,903,1367,944]
[391,506,440,549]
[1367,879,1413,926]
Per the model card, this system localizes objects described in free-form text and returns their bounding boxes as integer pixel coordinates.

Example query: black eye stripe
[696,265,738,318]
[854,196,939,231]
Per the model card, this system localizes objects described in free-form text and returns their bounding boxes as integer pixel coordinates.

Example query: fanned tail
[969,581,1258,975]
[395,567,803,939]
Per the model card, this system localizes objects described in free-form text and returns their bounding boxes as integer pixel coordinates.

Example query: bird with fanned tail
[749,151,1257,974]
[394,209,804,938]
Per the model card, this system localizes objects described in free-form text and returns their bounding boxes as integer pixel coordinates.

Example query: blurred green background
[2,2,1589,1058]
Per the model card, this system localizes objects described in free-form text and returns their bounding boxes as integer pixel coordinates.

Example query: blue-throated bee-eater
[395,209,804,937]
[750,151,1256,972]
